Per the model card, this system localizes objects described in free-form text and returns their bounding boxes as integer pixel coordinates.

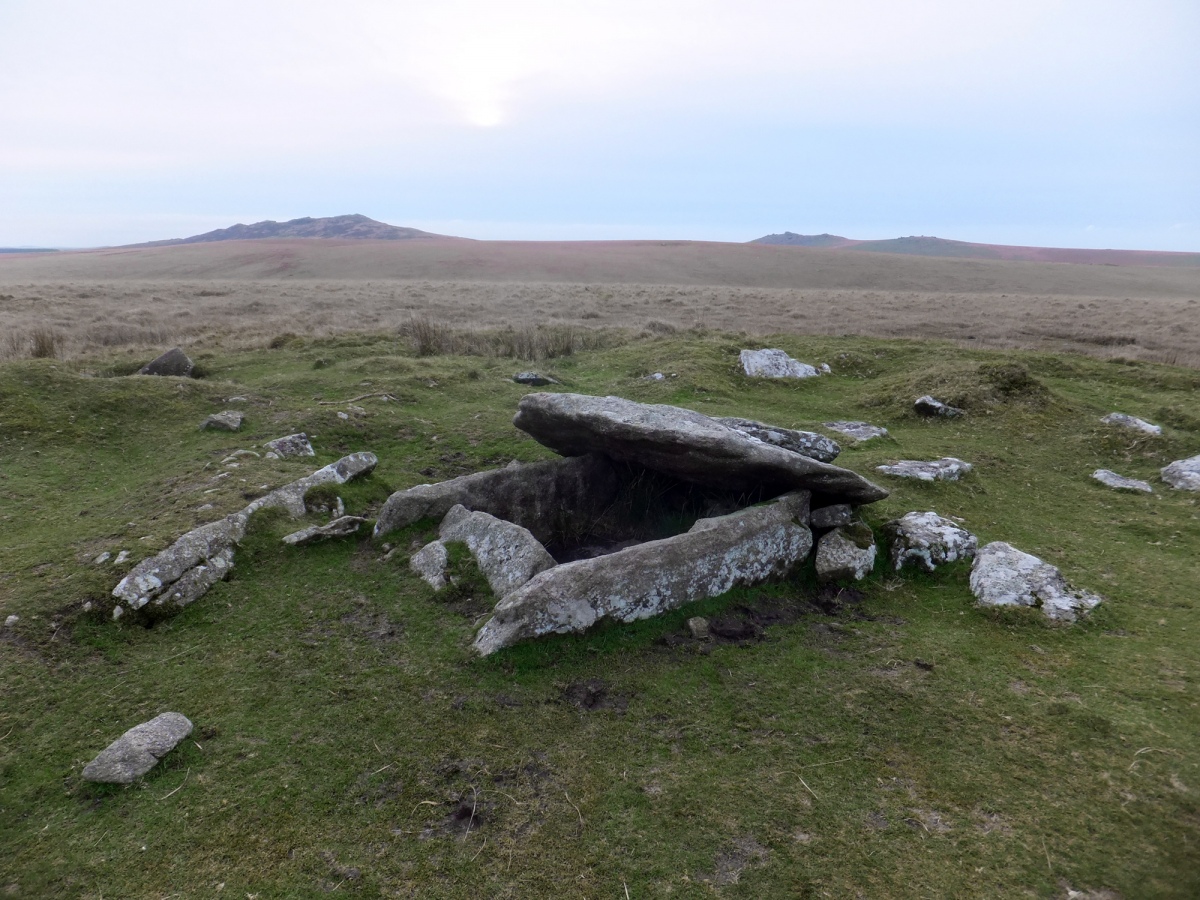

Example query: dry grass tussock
[1,279,1198,368]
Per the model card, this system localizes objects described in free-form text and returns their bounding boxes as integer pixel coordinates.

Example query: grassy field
[1,328,1198,898]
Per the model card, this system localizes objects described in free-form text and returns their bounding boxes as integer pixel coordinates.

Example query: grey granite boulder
[82,713,193,784]
[263,433,315,458]
[969,542,1102,622]
[739,348,820,378]
[513,393,888,504]
[410,541,449,590]
[514,372,559,386]
[473,492,813,655]
[810,504,852,530]
[914,396,964,418]
[1101,413,1161,435]
[877,458,972,482]
[374,454,619,544]
[815,521,877,582]
[823,421,888,442]
[137,348,193,377]
[245,452,378,518]
[1091,469,1153,493]
[1161,455,1200,492]
[716,417,841,462]
[282,515,369,546]
[438,505,557,597]
[884,511,977,573]
[202,411,244,432]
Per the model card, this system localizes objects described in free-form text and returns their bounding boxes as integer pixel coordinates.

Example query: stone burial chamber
[374,392,891,655]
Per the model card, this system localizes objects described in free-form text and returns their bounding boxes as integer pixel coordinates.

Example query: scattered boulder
[137,348,193,377]
[438,505,557,597]
[642,372,666,381]
[739,348,820,378]
[1092,469,1153,494]
[815,521,877,582]
[1101,413,1161,435]
[202,411,244,432]
[877,458,972,482]
[4,615,18,628]
[92,551,112,565]
[82,712,193,784]
[410,541,449,590]
[1161,455,1200,492]
[914,396,964,418]
[884,511,977,573]
[513,372,558,386]
[245,452,378,518]
[473,492,813,655]
[513,393,888,504]
[824,421,888,442]
[969,542,1102,623]
[715,417,841,462]
[687,616,711,640]
[263,433,315,458]
[375,454,619,544]
[810,504,852,530]
[114,550,130,565]
[282,515,369,546]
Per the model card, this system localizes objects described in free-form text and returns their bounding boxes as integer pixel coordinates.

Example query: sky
[0,0,1197,249]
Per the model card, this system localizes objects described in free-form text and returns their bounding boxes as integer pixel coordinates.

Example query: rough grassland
[1,332,1198,898]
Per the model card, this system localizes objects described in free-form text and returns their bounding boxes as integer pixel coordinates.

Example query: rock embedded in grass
[201,410,244,432]
[1161,455,1200,492]
[876,458,972,482]
[437,504,556,597]
[715,417,841,462]
[1092,469,1153,493]
[969,541,1102,622]
[815,521,877,582]
[136,347,193,377]
[263,432,315,458]
[410,540,449,589]
[82,712,193,784]
[513,372,558,386]
[914,395,965,418]
[282,515,369,546]
[823,421,889,442]
[1101,412,1162,435]
[884,511,978,573]
[739,348,821,378]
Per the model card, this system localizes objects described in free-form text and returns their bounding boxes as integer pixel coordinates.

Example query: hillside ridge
[129,214,454,247]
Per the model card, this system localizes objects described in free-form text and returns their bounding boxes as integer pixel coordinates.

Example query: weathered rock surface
[82,713,193,784]
[202,410,244,432]
[410,541,449,590]
[687,616,710,640]
[877,458,972,482]
[914,395,964,418]
[884,511,977,573]
[810,504,852,530]
[4,615,18,628]
[245,452,378,518]
[823,421,888,442]
[1161,455,1200,492]
[282,515,369,546]
[715,417,841,462]
[739,348,820,378]
[439,505,557,597]
[513,393,888,504]
[263,433,315,458]
[1101,412,1161,435]
[513,372,558,386]
[137,348,193,377]
[969,542,1102,622]
[158,546,236,609]
[473,492,813,655]
[815,521,877,582]
[374,454,620,544]
[1091,469,1153,493]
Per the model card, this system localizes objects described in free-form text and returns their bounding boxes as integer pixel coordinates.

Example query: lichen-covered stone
[739,349,820,378]
[914,396,964,418]
[472,492,812,655]
[201,411,244,432]
[282,515,368,546]
[969,542,1102,623]
[884,511,977,573]
[716,417,841,462]
[1161,455,1200,492]
[82,713,193,784]
[815,521,876,582]
[1101,412,1161,435]
[1091,469,1153,493]
[438,505,557,597]
[810,504,852,530]
[263,432,314,458]
[410,541,449,589]
[245,452,378,518]
[876,458,972,482]
[824,421,888,442]
[112,514,248,610]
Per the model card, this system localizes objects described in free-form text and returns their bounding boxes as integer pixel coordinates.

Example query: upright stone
[815,521,877,582]
[137,348,193,377]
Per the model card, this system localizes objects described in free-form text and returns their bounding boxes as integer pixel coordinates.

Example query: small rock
[739,348,820,378]
[969,542,1102,623]
[884,511,978,573]
[914,395,964,418]
[263,433,315,458]
[687,616,711,640]
[92,551,112,565]
[82,712,194,784]
[410,540,449,590]
[876,458,972,482]
[1101,412,1161,435]
[114,550,131,565]
[1161,455,1200,492]
[823,421,889,442]
[815,521,877,582]
[1092,469,1153,493]
[336,411,349,420]
[196,503,214,511]
[4,615,18,628]
[513,372,558,386]
[819,363,832,374]
[810,504,852,530]
[201,411,244,432]
[137,348,194,377]
[112,605,124,620]
[227,396,248,402]
[221,449,260,463]
[643,372,666,381]
[282,516,368,547]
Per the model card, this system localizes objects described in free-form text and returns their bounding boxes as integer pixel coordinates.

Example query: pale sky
[1,1,1196,249]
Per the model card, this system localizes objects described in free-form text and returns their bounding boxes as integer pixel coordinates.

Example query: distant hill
[0,247,58,254]
[130,214,453,247]
[750,233,1200,267]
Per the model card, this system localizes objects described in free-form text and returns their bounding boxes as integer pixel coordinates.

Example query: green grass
[1,332,1198,898]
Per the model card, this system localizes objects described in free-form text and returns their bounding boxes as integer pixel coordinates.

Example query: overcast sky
[1,1,1196,248]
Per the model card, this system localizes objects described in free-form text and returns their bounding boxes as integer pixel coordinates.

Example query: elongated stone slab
[1091,469,1152,493]
[83,713,193,784]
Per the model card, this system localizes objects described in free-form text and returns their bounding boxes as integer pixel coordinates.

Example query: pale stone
[884,511,977,573]
[201,411,244,432]
[439,505,557,597]
[113,550,130,565]
[815,522,876,582]
[262,433,314,458]
[82,713,193,784]
[3,615,17,628]
[739,348,820,378]
[1101,413,1161,435]
[969,542,1102,623]
[1161,455,1200,492]
[92,551,112,565]
[411,541,449,590]
[876,458,972,482]
[824,421,888,442]
[1092,469,1153,493]
[715,417,841,462]
[914,396,964,418]
[282,516,368,546]
[687,616,710,640]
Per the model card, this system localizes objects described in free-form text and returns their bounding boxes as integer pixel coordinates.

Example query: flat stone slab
[876,458,972,482]
[969,542,1102,623]
[884,511,977,573]
[283,515,368,546]
[1092,469,1153,493]
[137,348,193,377]
[514,372,558,386]
[914,395,964,418]
[715,417,840,462]
[1161,455,1200,491]
[202,411,244,432]
[473,492,813,655]
[439,504,556,597]
[82,713,193,784]
[1101,413,1161,435]
[815,522,876,582]
[739,348,820,378]
[513,393,888,504]
[263,433,315,458]
[823,421,888,442]
[810,503,852,530]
